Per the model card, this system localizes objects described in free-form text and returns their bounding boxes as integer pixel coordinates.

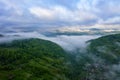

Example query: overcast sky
[0,0,120,31]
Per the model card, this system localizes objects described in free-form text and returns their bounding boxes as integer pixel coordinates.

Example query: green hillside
[0,38,69,80]
[85,34,120,80]
[0,34,120,80]
[68,34,120,80]
[88,34,120,64]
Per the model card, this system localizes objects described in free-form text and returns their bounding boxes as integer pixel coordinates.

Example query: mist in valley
[0,32,120,80]
[0,32,100,51]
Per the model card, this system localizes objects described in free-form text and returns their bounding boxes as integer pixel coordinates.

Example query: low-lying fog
[1,32,120,80]
[0,32,101,51]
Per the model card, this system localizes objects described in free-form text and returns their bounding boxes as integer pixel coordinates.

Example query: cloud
[98,16,120,24]
[29,5,98,23]
[77,0,100,12]
[49,35,100,51]
[29,7,54,20]
[0,0,23,16]
[100,0,120,15]
[1,32,100,51]
[0,0,120,29]
[77,0,120,24]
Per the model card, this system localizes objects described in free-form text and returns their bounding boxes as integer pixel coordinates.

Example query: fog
[1,32,120,79]
[48,35,100,51]
[1,32,101,51]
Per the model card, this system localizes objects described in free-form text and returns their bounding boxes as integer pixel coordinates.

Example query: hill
[85,34,120,80]
[0,38,69,80]
[88,34,120,64]
[0,34,120,80]
[69,34,120,80]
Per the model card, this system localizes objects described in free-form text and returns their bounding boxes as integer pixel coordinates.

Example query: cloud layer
[0,0,120,31]
[1,32,100,51]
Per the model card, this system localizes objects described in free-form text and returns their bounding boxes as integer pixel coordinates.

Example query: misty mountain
[88,34,120,64]
[0,34,120,80]
[0,39,70,80]
[67,34,120,80]
[84,33,120,80]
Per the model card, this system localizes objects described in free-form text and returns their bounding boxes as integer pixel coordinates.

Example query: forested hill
[88,34,120,64]
[0,38,70,80]
[0,34,120,80]
[85,34,120,80]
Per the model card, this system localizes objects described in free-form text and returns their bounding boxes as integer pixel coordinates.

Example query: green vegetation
[0,38,69,80]
[0,34,120,80]
[84,34,120,80]
[88,34,120,64]
[68,34,120,80]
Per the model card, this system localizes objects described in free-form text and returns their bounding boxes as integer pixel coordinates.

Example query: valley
[0,34,120,80]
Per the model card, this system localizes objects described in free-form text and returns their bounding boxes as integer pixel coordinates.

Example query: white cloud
[29,7,54,20]
[2,32,100,51]
[104,1,120,15]
[77,0,100,12]
[0,0,120,27]
[29,0,120,24]
[29,5,98,22]
[98,17,120,24]
[0,0,23,16]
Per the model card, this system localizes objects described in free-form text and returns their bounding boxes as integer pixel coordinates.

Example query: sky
[0,0,120,32]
